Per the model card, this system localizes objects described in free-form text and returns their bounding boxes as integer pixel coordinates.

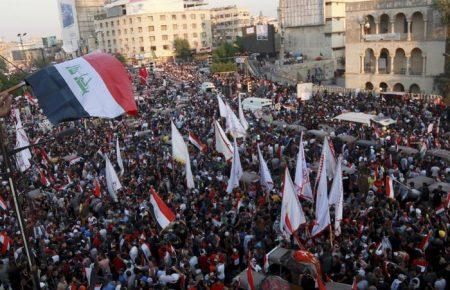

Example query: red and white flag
[295,132,313,200]
[293,251,326,290]
[312,153,330,237]
[214,121,233,161]
[385,176,394,199]
[0,196,7,211]
[93,178,101,198]
[246,265,256,290]
[40,170,51,187]
[416,232,431,252]
[23,91,38,106]
[149,187,176,229]
[0,233,11,254]
[280,167,306,237]
[372,124,382,139]
[189,132,207,152]
[329,156,344,236]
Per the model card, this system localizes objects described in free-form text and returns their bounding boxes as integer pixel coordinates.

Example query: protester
[0,60,448,290]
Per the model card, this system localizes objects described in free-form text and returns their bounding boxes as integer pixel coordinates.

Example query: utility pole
[278,0,285,64]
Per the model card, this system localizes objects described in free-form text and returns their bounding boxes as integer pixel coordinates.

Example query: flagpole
[0,120,40,290]
[329,225,334,247]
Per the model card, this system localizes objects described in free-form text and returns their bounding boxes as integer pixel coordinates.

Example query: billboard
[58,0,80,53]
[42,36,57,48]
[256,25,268,41]
[282,0,325,27]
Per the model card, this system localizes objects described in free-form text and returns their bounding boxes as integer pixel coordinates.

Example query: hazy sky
[0,0,277,42]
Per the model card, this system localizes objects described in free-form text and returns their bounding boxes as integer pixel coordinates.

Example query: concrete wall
[284,25,332,59]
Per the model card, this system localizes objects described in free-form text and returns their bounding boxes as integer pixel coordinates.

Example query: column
[422,55,427,76]
[407,19,412,41]
[375,20,379,34]
[375,53,379,74]
[390,56,394,74]
[423,19,428,40]
[390,20,395,34]
[406,55,410,75]
[360,55,364,73]
[360,24,364,42]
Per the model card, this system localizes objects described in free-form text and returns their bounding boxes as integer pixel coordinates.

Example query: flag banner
[280,168,306,236]
[217,95,228,118]
[238,95,249,131]
[93,178,101,198]
[247,266,256,290]
[105,155,121,202]
[116,137,124,175]
[25,53,137,125]
[227,139,243,193]
[312,154,331,236]
[58,0,80,53]
[189,132,207,152]
[12,109,32,172]
[225,103,246,139]
[297,83,313,101]
[0,196,6,211]
[323,137,336,180]
[0,233,11,254]
[214,121,234,161]
[257,144,273,191]
[295,132,313,200]
[329,156,344,236]
[385,175,394,199]
[171,122,194,188]
[149,188,176,229]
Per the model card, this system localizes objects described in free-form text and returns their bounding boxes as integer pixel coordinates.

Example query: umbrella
[336,134,357,143]
[427,149,450,162]
[356,140,379,147]
[241,171,260,184]
[287,124,307,132]
[396,146,419,155]
[272,120,288,128]
[307,130,330,138]
[428,182,450,192]
[406,176,434,189]
[318,124,335,134]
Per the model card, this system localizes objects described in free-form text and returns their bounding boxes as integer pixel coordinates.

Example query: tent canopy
[334,112,374,125]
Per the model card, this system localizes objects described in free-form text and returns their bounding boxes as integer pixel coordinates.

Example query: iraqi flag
[0,233,11,254]
[416,232,431,252]
[0,196,7,211]
[189,132,207,152]
[246,265,256,290]
[25,53,137,125]
[149,187,176,229]
[385,175,394,199]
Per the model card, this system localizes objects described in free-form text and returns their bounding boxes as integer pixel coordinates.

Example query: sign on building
[58,0,80,53]
[282,0,325,27]
[256,25,268,41]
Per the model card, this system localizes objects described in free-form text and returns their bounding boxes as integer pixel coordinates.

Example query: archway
[365,82,374,91]
[364,48,376,73]
[379,14,390,34]
[393,48,407,74]
[394,13,407,35]
[379,82,388,92]
[393,83,405,92]
[409,83,421,93]
[411,12,424,40]
[378,48,391,74]
[364,15,376,34]
[410,48,423,75]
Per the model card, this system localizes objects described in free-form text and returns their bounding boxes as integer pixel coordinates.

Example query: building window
[122,19,126,25]
[130,28,134,33]
[113,39,116,45]
[131,37,135,43]
[161,25,167,31]
[182,14,186,20]
[107,40,111,46]
[162,35,169,40]
[140,46,144,52]
[111,21,114,27]
[173,24,178,30]
[201,14,205,20]
[106,22,109,28]
[138,27,142,33]
[129,18,132,24]
[183,33,188,39]
[148,16,153,21]
[148,26,154,32]
[137,17,141,23]
[149,36,156,41]
[124,29,127,34]
[106,31,110,36]
[192,23,197,29]
[125,38,128,42]
[139,37,143,43]
[201,32,207,38]
[116,20,119,25]
[191,14,196,20]
[163,45,170,50]
[160,15,166,21]
[183,24,187,29]
[112,30,115,36]
[118,29,121,35]
[193,32,198,38]
[174,34,179,39]
[151,46,156,51]
[100,23,103,28]
[172,14,177,20]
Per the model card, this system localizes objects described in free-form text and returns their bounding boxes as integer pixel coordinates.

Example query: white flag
[116,137,124,175]
[280,167,306,236]
[238,95,249,131]
[217,95,228,118]
[294,132,313,200]
[323,137,336,180]
[225,103,246,139]
[226,138,243,193]
[214,120,233,161]
[329,156,344,236]
[257,144,273,191]
[171,121,195,189]
[105,155,122,202]
[311,153,331,236]
[13,109,32,172]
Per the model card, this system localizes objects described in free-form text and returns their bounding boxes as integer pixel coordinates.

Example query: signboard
[297,83,313,101]
[42,36,57,48]
[246,27,255,34]
[58,0,80,53]
[363,33,401,41]
[283,0,324,27]
[256,25,268,41]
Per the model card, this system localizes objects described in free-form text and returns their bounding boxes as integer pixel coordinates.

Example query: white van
[200,82,215,93]
[241,97,272,112]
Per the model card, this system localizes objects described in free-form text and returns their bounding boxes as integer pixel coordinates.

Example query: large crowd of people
[0,61,448,290]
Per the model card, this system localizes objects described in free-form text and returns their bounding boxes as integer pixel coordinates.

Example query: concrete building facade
[95,9,212,60]
[75,0,105,52]
[210,6,251,46]
[345,0,447,93]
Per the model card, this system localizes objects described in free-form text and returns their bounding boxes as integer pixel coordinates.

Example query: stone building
[345,0,447,93]
[210,6,251,47]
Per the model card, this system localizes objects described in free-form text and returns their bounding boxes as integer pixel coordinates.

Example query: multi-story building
[210,6,251,46]
[75,0,105,52]
[345,0,447,93]
[279,0,366,71]
[95,0,212,60]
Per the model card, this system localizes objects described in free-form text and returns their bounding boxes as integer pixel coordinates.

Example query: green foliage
[434,0,450,24]
[233,36,244,53]
[173,38,192,60]
[115,53,127,64]
[211,62,236,73]
[0,58,7,73]
[212,42,237,63]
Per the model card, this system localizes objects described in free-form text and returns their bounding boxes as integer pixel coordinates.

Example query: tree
[115,53,127,65]
[434,0,450,96]
[173,38,192,60]
[233,36,244,53]
[212,42,237,63]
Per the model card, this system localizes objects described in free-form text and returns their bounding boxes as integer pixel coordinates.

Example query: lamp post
[17,33,27,62]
